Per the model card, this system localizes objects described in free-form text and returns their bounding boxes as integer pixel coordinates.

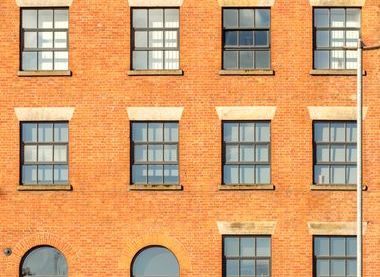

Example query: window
[132,246,179,277]
[313,8,361,69]
[313,121,356,185]
[20,246,68,277]
[21,8,69,71]
[314,236,357,277]
[223,122,270,185]
[222,8,270,70]
[131,122,179,185]
[21,122,69,185]
[132,8,180,70]
[223,236,271,277]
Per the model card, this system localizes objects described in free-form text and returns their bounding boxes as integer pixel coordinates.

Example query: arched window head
[132,246,180,277]
[20,246,68,277]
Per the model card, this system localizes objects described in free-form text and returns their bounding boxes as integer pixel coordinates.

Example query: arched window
[132,246,180,277]
[20,246,68,277]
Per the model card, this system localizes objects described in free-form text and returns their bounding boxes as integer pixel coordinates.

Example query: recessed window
[222,8,270,70]
[313,121,356,185]
[132,8,180,70]
[314,236,357,277]
[131,122,179,185]
[21,122,69,185]
[21,8,69,71]
[20,246,68,277]
[313,8,361,69]
[223,122,270,185]
[223,236,271,277]
[132,246,179,277]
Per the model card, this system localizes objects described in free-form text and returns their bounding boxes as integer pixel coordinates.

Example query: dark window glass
[131,122,179,185]
[21,122,69,185]
[132,8,179,70]
[313,8,361,69]
[223,236,271,277]
[21,8,69,71]
[223,122,270,185]
[313,121,356,185]
[314,236,357,277]
[132,246,179,277]
[20,246,67,277]
[223,8,270,69]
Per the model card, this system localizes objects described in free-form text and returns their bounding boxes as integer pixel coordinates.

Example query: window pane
[255,9,270,28]
[239,51,254,69]
[54,32,67,48]
[240,123,255,142]
[255,51,270,69]
[38,165,53,183]
[315,165,330,184]
[317,260,330,276]
[224,165,239,184]
[165,31,178,48]
[165,9,179,28]
[226,260,239,276]
[135,31,148,48]
[223,9,238,28]
[133,123,147,142]
[239,9,254,28]
[256,259,270,276]
[240,165,254,184]
[163,123,178,142]
[240,145,254,162]
[346,145,356,162]
[347,260,357,276]
[38,123,53,142]
[148,123,163,142]
[224,123,239,142]
[54,145,67,162]
[331,165,346,184]
[256,144,269,162]
[164,144,177,162]
[347,9,360,28]
[331,8,345,27]
[224,51,238,69]
[346,50,357,69]
[331,237,346,256]
[226,145,239,162]
[149,31,163,48]
[133,9,147,28]
[54,124,68,142]
[23,123,37,142]
[331,145,345,162]
[257,238,270,256]
[314,9,329,27]
[24,145,37,162]
[165,50,179,70]
[331,123,345,142]
[347,237,357,256]
[133,51,148,70]
[314,237,329,256]
[254,31,269,46]
[54,51,68,70]
[241,260,255,275]
[314,50,329,69]
[149,51,164,69]
[240,237,255,256]
[224,237,239,256]
[149,9,163,28]
[317,145,330,162]
[316,31,329,47]
[224,31,238,46]
[256,123,270,142]
[239,31,254,46]
[22,165,37,184]
[256,165,270,184]
[148,144,163,161]
[38,32,53,48]
[22,10,37,28]
[314,122,329,142]
[24,32,37,48]
[38,10,53,28]
[22,52,37,70]
[148,165,163,184]
[331,50,345,69]
[347,166,356,184]
[54,9,69,28]
[38,51,53,70]
[346,30,359,47]
[54,165,68,183]
[331,259,345,276]
[164,165,178,184]
[38,145,53,162]
[134,145,147,162]
[331,30,344,47]
[132,165,147,184]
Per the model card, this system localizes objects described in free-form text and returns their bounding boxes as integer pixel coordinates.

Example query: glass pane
[164,144,177,162]
[317,260,329,276]
[223,9,238,28]
[240,165,254,184]
[316,31,329,47]
[347,9,361,28]
[165,31,178,47]
[254,31,268,46]
[240,145,254,162]
[148,144,163,161]
[256,260,270,276]
[331,259,345,276]
[241,260,255,276]
[226,145,239,162]
[224,31,238,46]
[239,9,254,28]
[38,165,53,183]
[331,237,346,256]
[331,30,344,47]
[240,31,254,46]
[255,51,270,69]
[164,165,179,184]
[165,9,179,28]
[224,237,239,256]
[22,165,37,184]
[54,165,68,184]
[149,31,163,47]
[256,237,270,256]
[134,145,147,162]
[135,31,147,48]
[22,52,37,70]
[256,165,270,184]
[240,123,255,142]
[54,9,69,28]
[148,123,163,142]
[133,9,147,28]
[38,10,53,28]
[347,237,357,256]
[240,237,255,256]
[224,51,238,69]
[346,145,356,162]
[224,123,239,142]
[347,260,357,276]
[38,123,53,142]
[149,9,163,28]
[224,165,239,184]
[38,145,53,162]
[331,50,345,69]
[24,145,37,162]
[133,123,147,142]
[314,9,329,27]
[331,166,346,184]
[330,123,345,142]
[255,9,270,28]
[256,123,270,142]
[226,260,239,276]
[347,166,357,184]
[54,145,67,162]
[54,124,68,142]
[317,145,330,162]
[240,51,254,69]
[54,51,68,70]
[132,165,147,184]
[314,50,329,69]
[164,123,178,142]
[54,32,67,48]
[256,145,269,162]
[331,8,345,27]
[23,123,37,142]
[314,237,329,256]
[22,10,37,28]
[149,51,164,70]
[133,51,148,70]
[38,51,53,70]
[346,50,357,69]
[331,145,345,162]
[346,30,359,47]
[165,50,179,70]
[148,165,163,184]
[38,32,53,48]
[314,122,329,142]
[314,165,330,184]
[24,32,37,48]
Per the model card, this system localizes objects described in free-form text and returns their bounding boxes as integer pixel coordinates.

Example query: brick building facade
[0,0,379,276]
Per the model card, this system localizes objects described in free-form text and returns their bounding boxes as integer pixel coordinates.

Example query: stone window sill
[311,184,368,191]
[310,69,366,76]
[18,70,72,77]
[128,70,184,76]
[219,184,275,190]
[219,69,275,76]
[129,184,183,191]
[18,184,72,191]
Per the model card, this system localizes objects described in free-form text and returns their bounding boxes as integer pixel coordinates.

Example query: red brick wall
[0,0,379,276]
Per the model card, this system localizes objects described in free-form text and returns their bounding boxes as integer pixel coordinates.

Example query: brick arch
[119,233,191,275]
[5,232,79,276]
